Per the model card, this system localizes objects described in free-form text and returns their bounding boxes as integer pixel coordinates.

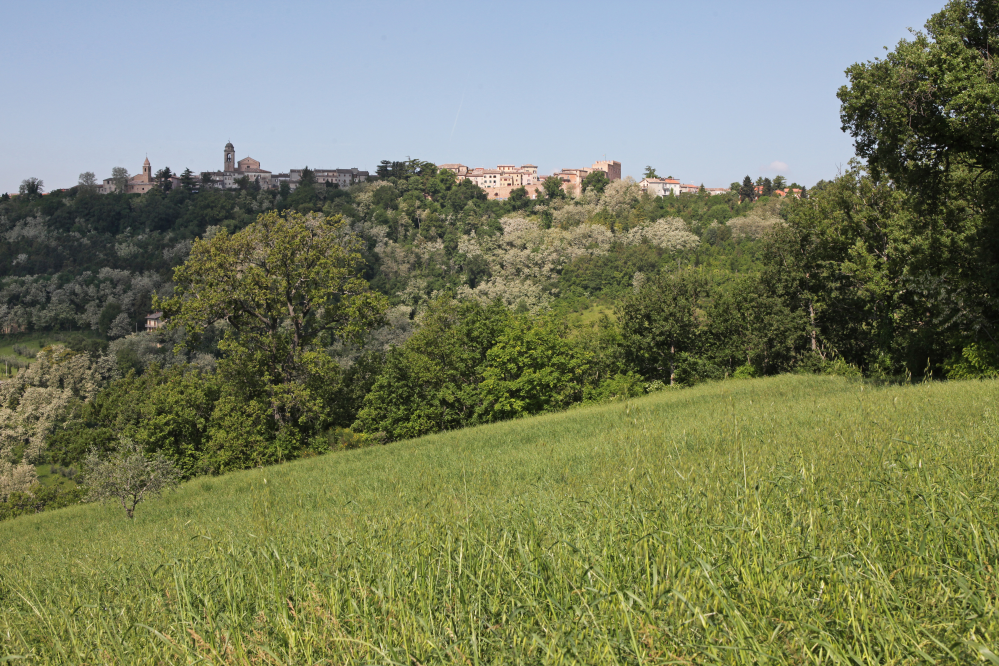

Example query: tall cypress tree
[739,175,755,203]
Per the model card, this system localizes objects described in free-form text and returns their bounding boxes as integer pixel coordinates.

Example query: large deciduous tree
[77,172,98,194]
[619,270,704,385]
[161,210,387,452]
[839,0,999,198]
[18,178,43,198]
[110,167,130,193]
[834,0,999,370]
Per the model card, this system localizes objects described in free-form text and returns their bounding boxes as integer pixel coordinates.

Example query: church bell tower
[224,141,235,172]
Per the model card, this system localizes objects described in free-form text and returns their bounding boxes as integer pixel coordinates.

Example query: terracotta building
[99,157,181,194]
[439,160,619,199]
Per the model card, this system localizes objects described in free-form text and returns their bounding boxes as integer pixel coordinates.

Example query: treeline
[2,159,770,335]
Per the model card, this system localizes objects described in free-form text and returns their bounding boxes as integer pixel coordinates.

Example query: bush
[944,343,999,379]
[319,428,382,453]
[82,438,181,520]
[12,344,37,358]
[821,358,863,378]
[583,372,645,403]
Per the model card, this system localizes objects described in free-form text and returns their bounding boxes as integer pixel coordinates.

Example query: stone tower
[224,141,235,172]
[142,156,152,179]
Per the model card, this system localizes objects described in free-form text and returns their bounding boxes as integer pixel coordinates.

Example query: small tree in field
[83,439,180,519]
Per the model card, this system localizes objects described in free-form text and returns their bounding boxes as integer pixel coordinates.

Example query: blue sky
[1,0,945,194]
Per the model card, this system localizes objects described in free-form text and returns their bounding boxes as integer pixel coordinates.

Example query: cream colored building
[639,177,681,197]
[288,168,369,190]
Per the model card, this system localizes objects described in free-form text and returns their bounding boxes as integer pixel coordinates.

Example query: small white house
[638,177,681,197]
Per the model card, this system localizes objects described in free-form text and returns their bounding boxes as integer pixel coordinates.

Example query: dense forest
[2,0,997,520]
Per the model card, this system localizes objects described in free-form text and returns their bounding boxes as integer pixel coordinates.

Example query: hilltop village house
[98,157,181,194]
[438,160,622,200]
[289,168,370,190]
[639,178,731,198]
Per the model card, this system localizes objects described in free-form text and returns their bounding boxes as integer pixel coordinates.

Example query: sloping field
[1,375,997,663]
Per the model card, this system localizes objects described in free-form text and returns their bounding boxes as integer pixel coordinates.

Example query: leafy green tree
[761,177,773,197]
[739,176,756,203]
[507,186,530,210]
[619,270,704,385]
[643,166,659,179]
[298,167,316,188]
[772,175,787,191]
[82,438,180,520]
[477,316,591,421]
[543,176,565,200]
[835,0,999,370]
[154,167,174,192]
[704,274,805,375]
[111,167,129,193]
[77,172,98,194]
[581,170,610,195]
[161,210,387,449]
[58,365,220,476]
[839,0,999,200]
[354,297,509,441]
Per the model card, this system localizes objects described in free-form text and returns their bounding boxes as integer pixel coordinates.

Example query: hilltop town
[95,142,371,195]
[76,144,762,201]
[10,140,810,203]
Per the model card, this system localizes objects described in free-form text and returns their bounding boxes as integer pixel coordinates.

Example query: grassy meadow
[1,375,997,664]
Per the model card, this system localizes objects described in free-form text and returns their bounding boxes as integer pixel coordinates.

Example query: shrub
[584,372,645,403]
[944,343,999,379]
[11,344,37,359]
[82,438,181,519]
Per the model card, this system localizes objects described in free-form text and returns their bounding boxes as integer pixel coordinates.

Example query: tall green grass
[1,375,997,663]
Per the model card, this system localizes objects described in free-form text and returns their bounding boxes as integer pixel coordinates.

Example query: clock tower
[224,141,235,173]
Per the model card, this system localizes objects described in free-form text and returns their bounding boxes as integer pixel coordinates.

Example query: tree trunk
[669,345,676,386]
[810,301,817,352]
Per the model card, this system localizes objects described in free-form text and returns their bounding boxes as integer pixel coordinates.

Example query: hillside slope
[1,375,997,663]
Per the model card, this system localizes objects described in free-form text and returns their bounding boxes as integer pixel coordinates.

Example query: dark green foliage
[618,270,704,385]
[834,0,999,372]
[543,176,565,200]
[761,177,773,198]
[739,176,756,203]
[50,365,220,476]
[354,297,510,441]
[581,170,610,195]
[703,273,805,375]
[477,317,590,421]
